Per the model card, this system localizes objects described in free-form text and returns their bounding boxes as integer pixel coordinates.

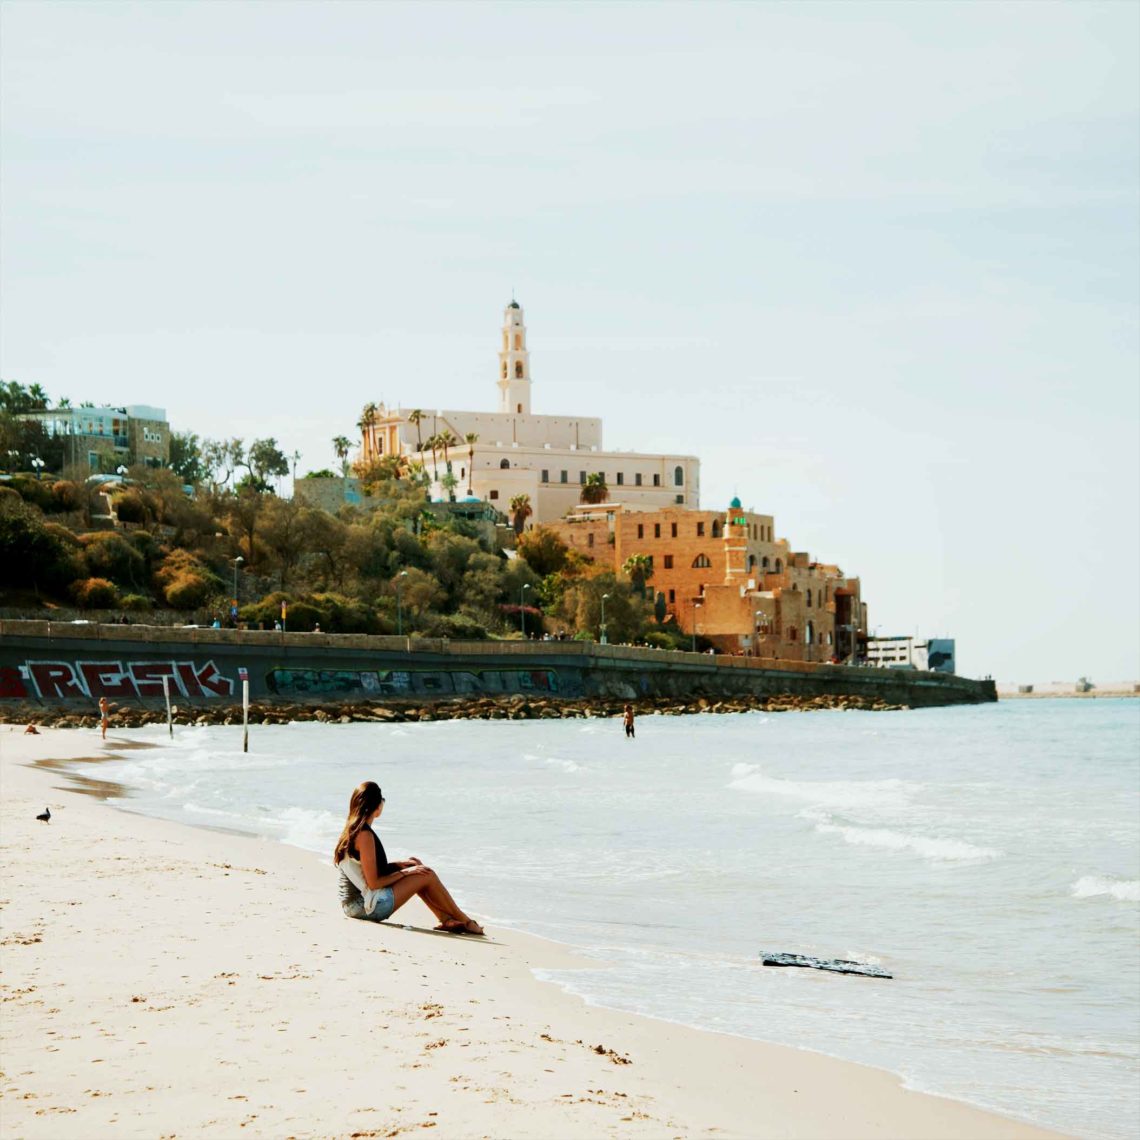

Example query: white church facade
[359,302,700,524]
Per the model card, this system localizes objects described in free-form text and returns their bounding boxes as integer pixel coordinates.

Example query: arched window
[514,333,521,350]
[711,519,722,538]
[774,558,783,573]
[692,554,712,569]
[805,621,814,645]
[748,554,757,571]
[788,627,798,641]
[501,361,507,378]
[674,465,684,486]
[761,556,770,570]
[806,589,813,607]
[827,631,833,646]
[500,458,510,469]
[516,403,523,414]
[515,361,524,378]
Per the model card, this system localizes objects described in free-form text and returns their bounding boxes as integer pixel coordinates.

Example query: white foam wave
[1071,876,1140,902]
[803,810,1001,862]
[731,762,760,777]
[730,769,917,812]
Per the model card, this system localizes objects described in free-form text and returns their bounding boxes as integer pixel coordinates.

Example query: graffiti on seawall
[0,660,235,701]
[266,667,560,697]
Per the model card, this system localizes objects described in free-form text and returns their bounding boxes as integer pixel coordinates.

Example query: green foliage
[71,577,119,608]
[119,593,154,612]
[0,499,82,593]
[580,471,609,504]
[80,532,146,588]
[516,526,570,577]
[155,549,220,610]
[168,431,205,484]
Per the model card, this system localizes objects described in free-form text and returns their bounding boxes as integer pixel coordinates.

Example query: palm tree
[437,430,458,500]
[425,433,440,483]
[407,409,424,458]
[357,402,379,457]
[331,435,354,499]
[26,383,50,410]
[622,553,654,598]
[464,431,479,496]
[509,493,533,535]
[580,472,609,504]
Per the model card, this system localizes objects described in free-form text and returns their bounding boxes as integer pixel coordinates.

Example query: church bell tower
[497,300,532,415]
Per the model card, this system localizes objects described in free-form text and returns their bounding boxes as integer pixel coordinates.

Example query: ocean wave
[1071,876,1140,902]
[803,810,1001,862]
[729,769,918,812]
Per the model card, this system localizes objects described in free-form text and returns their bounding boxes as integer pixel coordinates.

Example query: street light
[232,555,244,625]
[116,465,128,479]
[754,610,770,658]
[691,600,703,653]
[396,570,409,636]
[31,456,45,481]
[600,592,610,644]
[520,582,532,636]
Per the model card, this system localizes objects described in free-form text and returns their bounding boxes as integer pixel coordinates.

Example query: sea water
[85,699,1139,1138]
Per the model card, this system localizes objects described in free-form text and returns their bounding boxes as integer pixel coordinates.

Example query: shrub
[155,548,220,610]
[71,577,119,609]
[80,532,146,588]
[114,491,150,525]
[119,593,154,612]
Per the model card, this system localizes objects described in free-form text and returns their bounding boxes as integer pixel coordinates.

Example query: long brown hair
[333,780,384,865]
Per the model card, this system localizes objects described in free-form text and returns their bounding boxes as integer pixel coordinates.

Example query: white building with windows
[360,301,700,523]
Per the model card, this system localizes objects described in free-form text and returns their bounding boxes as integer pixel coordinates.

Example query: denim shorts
[342,887,396,922]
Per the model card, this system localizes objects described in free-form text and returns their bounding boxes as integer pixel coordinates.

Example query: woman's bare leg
[388,869,473,928]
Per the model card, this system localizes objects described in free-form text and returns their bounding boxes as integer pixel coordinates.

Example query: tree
[509,493,533,535]
[168,431,206,484]
[202,438,245,490]
[580,472,608,504]
[244,437,290,493]
[331,435,354,477]
[463,431,479,495]
[357,402,379,451]
[425,433,440,483]
[260,496,308,589]
[622,553,654,598]
[516,525,570,577]
[407,409,424,459]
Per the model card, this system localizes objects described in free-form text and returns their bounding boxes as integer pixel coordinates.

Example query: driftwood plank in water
[760,952,893,979]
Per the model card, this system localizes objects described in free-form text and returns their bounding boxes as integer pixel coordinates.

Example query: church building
[358,301,700,524]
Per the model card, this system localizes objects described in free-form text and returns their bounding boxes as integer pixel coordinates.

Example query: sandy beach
[0,726,1065,1139]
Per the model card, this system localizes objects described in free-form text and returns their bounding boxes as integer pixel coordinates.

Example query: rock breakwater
[10,691,907,730]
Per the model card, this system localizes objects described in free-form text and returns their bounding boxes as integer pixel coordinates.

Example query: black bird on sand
[36,807,51,822]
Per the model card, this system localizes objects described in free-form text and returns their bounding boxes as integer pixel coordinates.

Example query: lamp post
[232,555,244,625]
[754,610,770,658]
[31,456,45,481]
[116,465,128,479]
[600,593,610,644]
[396,570,409,636]
[691,600,702,653]
[520,582,531,636]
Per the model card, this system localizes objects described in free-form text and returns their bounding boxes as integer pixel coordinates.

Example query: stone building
[358,302,700,523]
[549,498,867,661]
[17,404,170,472]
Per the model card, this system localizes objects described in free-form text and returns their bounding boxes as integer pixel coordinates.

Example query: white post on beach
[240,667,250,753]
[162,675,173,738]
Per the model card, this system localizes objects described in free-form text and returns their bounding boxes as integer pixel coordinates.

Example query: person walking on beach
[623,703,635,739]
[99,697,110,740]
[334,781,484,935]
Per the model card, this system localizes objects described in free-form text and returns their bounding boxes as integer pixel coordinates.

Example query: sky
[1,0,1137,683]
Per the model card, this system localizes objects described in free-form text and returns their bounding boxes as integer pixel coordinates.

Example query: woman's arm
[359,832,425,890]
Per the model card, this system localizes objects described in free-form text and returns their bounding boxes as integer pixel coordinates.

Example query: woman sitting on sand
[333,780,484,936]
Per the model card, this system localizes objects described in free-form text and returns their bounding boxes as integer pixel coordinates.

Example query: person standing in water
[334,781,484,935]
[623,703,635,739]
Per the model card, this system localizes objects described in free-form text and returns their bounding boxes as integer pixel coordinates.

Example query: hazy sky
[2,1,1137,682]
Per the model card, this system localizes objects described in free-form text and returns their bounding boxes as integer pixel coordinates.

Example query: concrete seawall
[0,620,995,709]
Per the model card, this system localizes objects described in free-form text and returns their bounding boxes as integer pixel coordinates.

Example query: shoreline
[1,725,1067,1139]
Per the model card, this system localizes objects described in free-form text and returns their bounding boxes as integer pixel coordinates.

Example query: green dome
[729,496,742,509]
